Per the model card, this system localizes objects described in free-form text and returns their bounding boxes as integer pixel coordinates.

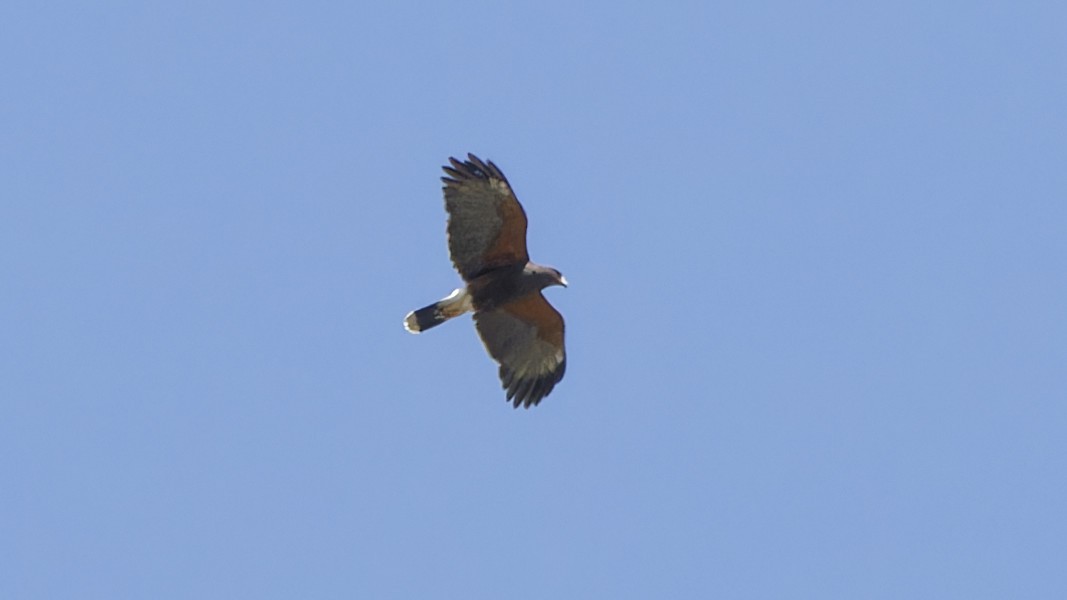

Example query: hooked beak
[558,275,569,287]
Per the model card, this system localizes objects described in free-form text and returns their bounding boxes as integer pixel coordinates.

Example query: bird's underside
[403,154,567,409]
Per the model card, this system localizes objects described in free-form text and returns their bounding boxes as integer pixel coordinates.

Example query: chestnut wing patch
[442,154,529,281]
[474,293,566,408]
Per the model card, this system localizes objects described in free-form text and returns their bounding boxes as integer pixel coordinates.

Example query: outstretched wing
[441,154,529,281]
[474,292,566,408]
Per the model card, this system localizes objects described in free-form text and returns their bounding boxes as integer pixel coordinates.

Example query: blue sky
[3,1,1065,598]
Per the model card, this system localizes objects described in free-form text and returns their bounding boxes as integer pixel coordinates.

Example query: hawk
[404,154,568,408]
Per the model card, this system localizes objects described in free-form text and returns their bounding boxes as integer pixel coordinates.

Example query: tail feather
[403,288,472,334]
[404,303,448,333]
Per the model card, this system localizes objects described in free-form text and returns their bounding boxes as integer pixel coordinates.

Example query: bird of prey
[404,154,568,408]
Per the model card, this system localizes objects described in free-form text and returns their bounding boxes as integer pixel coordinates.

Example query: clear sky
[3,1,1065,598]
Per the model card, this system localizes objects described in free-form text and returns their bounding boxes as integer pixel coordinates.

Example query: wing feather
[442,153,529,280]
[474,292,566,408]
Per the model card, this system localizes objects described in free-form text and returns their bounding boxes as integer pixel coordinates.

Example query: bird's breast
[467,267,527,311]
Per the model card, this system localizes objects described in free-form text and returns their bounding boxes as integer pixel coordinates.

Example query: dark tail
[403,302,449,333]
[403,288,472,334]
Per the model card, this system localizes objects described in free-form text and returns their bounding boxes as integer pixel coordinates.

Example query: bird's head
[525,263,568,289]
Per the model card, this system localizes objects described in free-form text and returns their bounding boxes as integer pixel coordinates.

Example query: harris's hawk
[403,154,567,408]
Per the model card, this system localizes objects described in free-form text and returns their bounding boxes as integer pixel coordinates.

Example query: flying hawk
[404,154,567,408]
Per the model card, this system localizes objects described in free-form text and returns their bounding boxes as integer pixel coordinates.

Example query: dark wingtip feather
[484,160,506,182]
[499,366,515,389]
[442,154,509,186]
[513,378,535,406]
[501,366,563,409]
